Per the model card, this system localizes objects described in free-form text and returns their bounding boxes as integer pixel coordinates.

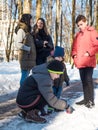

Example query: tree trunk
[71,0,76,66]
[95,0,98,31]
[60,11,62,46]
[6,2,17,62]
[48,0,53,35]
[54,0,60,46]
[23,0,32,14]
[36,0,42,20]
[17,0,23,19]
[89,0,93,25]
[72,0,76,40]
[86,0,90,24]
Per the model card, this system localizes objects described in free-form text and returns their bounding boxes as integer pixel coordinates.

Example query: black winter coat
[32,30,54,64]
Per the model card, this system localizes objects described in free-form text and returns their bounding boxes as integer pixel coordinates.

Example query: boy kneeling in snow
[16,60,74,123]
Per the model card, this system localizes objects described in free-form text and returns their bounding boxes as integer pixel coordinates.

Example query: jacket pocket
[78,55,92,67]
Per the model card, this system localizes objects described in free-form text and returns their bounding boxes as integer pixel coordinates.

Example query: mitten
[65,105,75,114]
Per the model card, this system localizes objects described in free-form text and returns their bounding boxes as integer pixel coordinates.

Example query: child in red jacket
[72,15,98,108]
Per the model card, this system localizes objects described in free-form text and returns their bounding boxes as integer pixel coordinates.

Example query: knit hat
[54,46,64,57]
[47,60,64,74]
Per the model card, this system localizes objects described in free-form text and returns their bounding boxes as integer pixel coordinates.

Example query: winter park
[0,0,98,130]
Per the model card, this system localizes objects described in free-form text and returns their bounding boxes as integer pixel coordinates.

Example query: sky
[0,60,98,130]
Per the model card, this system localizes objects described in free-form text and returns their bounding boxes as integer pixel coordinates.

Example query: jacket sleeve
[87,30,98,56]
[47,35,54,50]
[36,75,67,110]
[16,29,30,52]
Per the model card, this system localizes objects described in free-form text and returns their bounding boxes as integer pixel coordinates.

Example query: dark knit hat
[54,46,64,57]
[47,60,64,74]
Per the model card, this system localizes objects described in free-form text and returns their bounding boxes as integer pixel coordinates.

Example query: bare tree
[6,1,18,62]
[36,0,42,20]
[71,0,76,66]
[59,0,63,46]
[47,0,53,34]
[54,0,60,46]
[95,0,98,31]
[17,0,23,19]
[72,0,76,40]
[23,0,32,14]
[89,0,93,25]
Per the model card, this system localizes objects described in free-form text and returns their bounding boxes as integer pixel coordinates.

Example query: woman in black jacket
[32,18,54,65]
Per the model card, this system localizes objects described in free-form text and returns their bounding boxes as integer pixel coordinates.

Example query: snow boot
[76,100,85,105]
[85,100,95,108]
[25,109,47,123]
[18,110,27,119]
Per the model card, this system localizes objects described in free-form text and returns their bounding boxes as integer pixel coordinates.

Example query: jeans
[52,86,62,98]
[20,70,30,86]
[79,67,94,103]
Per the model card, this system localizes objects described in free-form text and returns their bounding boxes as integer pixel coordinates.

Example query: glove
[65,105,75,114]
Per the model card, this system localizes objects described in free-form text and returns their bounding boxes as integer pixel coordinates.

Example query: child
[71,15,98,108]
[16,60,74,123]
[47,46,70,98]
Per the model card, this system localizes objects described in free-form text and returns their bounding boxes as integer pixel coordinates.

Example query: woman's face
[77,20,87,31]
[37,20,44,29]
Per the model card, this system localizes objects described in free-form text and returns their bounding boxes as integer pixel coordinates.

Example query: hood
[15,22,28,34]
[32,63,49,75]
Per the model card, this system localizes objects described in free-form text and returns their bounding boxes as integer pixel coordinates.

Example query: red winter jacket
[71,26,98,68]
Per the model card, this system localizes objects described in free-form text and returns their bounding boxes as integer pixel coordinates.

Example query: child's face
[55,57,63,61]
[77,20,87,31]
[50,73,60,80]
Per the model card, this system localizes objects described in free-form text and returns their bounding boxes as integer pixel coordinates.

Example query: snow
[0,60,98,130]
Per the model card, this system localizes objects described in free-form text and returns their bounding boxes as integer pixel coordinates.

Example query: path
[0,79,98,121]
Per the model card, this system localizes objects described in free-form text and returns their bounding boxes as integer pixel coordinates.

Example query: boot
[76,100,85,105]
[85,100,95,108]
[18,110,27,119]
[25,109,47,123]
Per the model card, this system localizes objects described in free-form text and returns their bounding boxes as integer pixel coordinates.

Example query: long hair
[33,18,49,36]
[20,14,32,32]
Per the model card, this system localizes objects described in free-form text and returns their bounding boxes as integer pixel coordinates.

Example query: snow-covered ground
[0,60,98,130]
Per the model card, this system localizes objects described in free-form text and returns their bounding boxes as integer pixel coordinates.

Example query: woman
[15,14,36,86]
[32,18,54,65]
[71,15,98,108]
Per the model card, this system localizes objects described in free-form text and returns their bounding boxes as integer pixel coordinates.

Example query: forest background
[0,0,98,63]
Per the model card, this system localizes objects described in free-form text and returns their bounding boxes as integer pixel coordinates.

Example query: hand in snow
[65,105,75,114]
